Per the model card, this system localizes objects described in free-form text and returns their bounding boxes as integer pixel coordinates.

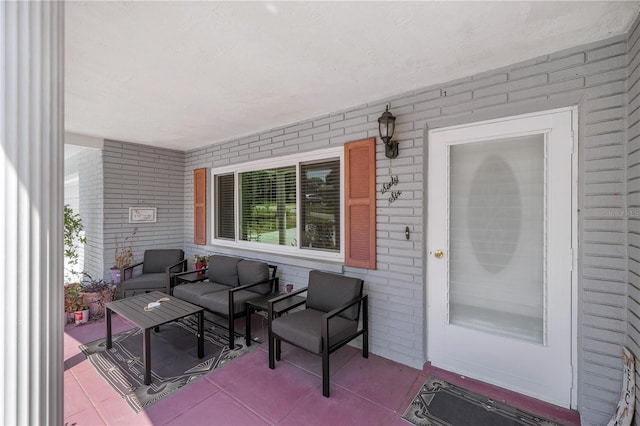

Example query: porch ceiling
[65,1,640,151]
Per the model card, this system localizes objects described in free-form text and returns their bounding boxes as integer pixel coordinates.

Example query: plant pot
[110,268,133,283]
[74,309,90,325]
[196,262,206,276]
[82,285,116,319]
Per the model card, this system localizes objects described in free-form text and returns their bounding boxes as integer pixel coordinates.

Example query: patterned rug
[403,376,562,426]
[80,316,254,413]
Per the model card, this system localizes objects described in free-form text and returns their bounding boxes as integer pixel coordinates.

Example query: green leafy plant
[64,282,87,313]
[80,272,116,319]
[64,205,87,283]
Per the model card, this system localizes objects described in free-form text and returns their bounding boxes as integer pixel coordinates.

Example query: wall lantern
[378,105,397,159]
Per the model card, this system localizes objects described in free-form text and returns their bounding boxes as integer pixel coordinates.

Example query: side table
[245,293,305,346]
[175,271,207,284]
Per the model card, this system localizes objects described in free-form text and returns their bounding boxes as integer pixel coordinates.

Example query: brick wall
[627,13,640,426]
[181,24,639,423]
[102,140,185,279]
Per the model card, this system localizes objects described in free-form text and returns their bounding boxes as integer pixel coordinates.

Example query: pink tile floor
[64,314,580,425]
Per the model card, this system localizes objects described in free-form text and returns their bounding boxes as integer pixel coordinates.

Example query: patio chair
[172,255,278,349]
[268,270,368,397]
[120,249,187,298]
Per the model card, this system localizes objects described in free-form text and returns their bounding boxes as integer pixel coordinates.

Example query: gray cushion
[172,283,228,305]
[271,308,358,354]
[305,270,363,320]
[198,289,262,315]
[122,273,166,290]
[237,259,271,295]
[208,255,241,287]
[142,249,184,274]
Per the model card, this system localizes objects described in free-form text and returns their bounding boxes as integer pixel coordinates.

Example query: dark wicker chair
[172,255,278,349]
[268,270,368,397]
[120,249,187,298]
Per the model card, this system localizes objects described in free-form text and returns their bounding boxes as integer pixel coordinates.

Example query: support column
[1,1,64,425]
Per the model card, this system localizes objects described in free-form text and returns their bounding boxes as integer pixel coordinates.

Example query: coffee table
[106,291,204,385]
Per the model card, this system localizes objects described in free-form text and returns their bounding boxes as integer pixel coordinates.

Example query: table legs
[143,328,151,385]
[245,307,253,346]
[106,307,113,349]
[197,310,204,358]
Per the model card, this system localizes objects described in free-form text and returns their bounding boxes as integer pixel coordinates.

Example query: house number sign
[381,175,402,204]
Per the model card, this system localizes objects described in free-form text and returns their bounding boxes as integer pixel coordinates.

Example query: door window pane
[449,135,545,343]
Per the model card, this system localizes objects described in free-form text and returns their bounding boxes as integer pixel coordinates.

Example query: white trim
[570,107,579,409]
[427,107,577,407]
[210,147,345,262]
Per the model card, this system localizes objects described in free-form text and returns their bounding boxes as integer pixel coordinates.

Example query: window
[211,148,344,261]
[300,159,340,252]
[240,166,296,245]
[215,173,235,240]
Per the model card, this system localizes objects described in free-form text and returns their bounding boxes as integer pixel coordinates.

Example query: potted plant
[64,282,89,325]
[64,205,87,284]
[111,228,137,283]
[80,272,117,320]
[193,254,208,276]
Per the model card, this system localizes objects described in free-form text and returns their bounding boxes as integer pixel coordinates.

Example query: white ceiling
[65,1,640,152]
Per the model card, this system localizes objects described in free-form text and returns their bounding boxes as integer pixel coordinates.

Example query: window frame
[210,147,344,262]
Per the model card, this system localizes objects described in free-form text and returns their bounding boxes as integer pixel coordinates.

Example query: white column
[1,1,64,425]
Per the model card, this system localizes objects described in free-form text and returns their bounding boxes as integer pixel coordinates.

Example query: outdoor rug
[402,376,562,426]
[80,316,254,413]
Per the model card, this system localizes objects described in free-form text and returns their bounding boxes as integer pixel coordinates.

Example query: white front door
[427,108,576,407]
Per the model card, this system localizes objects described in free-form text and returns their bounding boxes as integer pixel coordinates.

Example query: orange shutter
[345,138,376,269]
[194,168,207,245]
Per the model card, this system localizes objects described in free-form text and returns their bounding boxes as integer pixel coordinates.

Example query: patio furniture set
[107,250,368,397]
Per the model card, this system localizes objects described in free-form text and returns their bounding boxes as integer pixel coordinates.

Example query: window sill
[205,243,345,273]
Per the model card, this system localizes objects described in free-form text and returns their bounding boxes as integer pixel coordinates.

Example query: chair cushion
[198,289,261,315]
[238,259,271,295]
[142,249,184,273]
[271,308,358,354]
[208,255,241,287]
[122,273,166,291]
[172,283,228,305]
[305,270,363,320]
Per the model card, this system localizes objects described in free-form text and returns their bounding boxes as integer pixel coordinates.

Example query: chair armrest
[231,276,278,293]
[121,261,144,282]
[267,287,308,319]
[122,261,143,273]
[268,264,278,278]
[164,258,187,273]
[166,259,188,293]
[323,294,367,322]
[173,268,209,278]
[322,295,368,351]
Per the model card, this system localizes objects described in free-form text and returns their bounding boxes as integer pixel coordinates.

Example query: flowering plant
[193,254,208,265]
[113,228,137,269]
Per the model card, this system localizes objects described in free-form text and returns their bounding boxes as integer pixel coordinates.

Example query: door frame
[423,106,579,408]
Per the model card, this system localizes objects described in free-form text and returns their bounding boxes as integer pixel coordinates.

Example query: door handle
[433,250,444,259]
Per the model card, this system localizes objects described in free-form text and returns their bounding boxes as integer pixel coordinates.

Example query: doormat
[402,376,562,426]
[79,316,255,413]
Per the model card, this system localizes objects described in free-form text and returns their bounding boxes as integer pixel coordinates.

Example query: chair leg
[229,317,235,349]
[363,329,369,358]
[322,350,330,397]
[275,338,281,361]
[268,331,275,369]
